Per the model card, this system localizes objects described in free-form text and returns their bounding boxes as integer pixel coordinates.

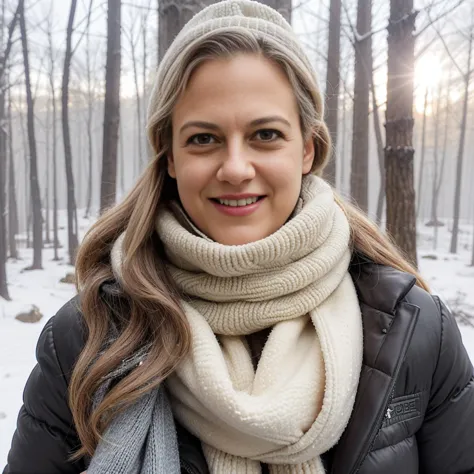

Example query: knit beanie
[147,0,328,172]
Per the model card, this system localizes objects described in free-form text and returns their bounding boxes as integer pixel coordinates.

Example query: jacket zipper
[348,301,420,474]
[350,384,397,474]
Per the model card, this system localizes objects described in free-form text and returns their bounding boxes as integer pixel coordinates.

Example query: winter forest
[1,0,474,464]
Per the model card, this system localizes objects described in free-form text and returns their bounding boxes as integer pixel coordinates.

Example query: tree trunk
[100,0,121,212]
[49,61,60,260]
[142,6,149,160]
[350,0,372,213]
[0,16,7,298]
[1,0,19,291]
[158,0,219,63]
[416,87,428,219]
[7,83,18,260]
[370,52,385,225]
[429,81,442,228]
[437,76,450,211]
[323,0,341,187]
[52,90,59,260]
[85,97,93,217]
[18,99,30,248]
[385,0,418,266]
[130,35,143,171]
[44,97,51,244]
[62,0,79,264]
[46,25,59,260]
[19,0,42,270]
[84,0,93,219]
[471,221,474,266]
[450,31,472,254]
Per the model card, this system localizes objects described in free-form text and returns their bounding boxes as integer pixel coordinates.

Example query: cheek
[263,153,304,193]
[172,156,213,203]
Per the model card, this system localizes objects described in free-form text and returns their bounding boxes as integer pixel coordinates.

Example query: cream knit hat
[148,0,320,120]
[147,0,329,174]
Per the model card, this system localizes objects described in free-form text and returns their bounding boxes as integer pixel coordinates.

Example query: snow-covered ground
[1,214,474,467]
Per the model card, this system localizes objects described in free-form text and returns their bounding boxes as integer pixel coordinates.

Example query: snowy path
[1,218,474,466]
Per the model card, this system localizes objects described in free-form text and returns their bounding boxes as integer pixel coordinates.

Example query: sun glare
[415,53,443,114]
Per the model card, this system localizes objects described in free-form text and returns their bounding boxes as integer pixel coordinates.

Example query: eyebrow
[179,116,291,134]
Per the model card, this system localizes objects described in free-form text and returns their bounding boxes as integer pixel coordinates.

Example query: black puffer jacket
[4,259,474,474]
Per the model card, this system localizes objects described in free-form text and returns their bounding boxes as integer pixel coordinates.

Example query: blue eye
[188,134,216,145]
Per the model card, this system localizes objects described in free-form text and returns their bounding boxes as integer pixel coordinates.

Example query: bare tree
[44,96,51,244]
[0,1,21,299]
[62,0,79,264]
[350,0,372,213]
[7,77,18,260]
[385,0,418,265]
[449,21,473,254]
[0,2,9,297]
[426,79,445,231]
[416,87,429,219]
[370,65,385,225]
[141,2,150,136]
[324,0,341,187]
[84,0,94,218]
[19,0,42,270]
[47,18,60,261]
[100,0,121,212]
[124,7,144,173]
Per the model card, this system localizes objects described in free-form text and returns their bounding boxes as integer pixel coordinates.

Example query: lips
[215,196,261,207]
[210,195,266,217]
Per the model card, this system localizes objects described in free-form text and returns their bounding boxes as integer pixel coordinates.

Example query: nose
[216,140,255,185]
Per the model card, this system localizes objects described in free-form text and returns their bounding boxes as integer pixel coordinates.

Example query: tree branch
[0,1,21,83]
[416,0,466,38]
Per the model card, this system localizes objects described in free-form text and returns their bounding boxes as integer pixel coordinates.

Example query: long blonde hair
[71,30,428,460]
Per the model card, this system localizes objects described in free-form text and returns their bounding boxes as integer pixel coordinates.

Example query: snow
[417,222,474,361]
[1,215,474,467]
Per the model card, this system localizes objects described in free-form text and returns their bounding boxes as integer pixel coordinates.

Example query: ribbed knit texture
[109,174,363,474]
[148,0,316,119]
[87,386,180,474]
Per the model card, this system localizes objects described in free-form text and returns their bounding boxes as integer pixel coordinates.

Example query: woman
[4,1,474,473]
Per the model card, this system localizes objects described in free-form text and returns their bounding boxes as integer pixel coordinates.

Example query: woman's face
[169,54,314,245]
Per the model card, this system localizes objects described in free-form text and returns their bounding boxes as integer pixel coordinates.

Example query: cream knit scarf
[112,175,363,474]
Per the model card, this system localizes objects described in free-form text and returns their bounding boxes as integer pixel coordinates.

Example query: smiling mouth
[210,196,265,207]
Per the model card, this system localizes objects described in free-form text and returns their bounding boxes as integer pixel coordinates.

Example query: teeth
[218,197,259,207]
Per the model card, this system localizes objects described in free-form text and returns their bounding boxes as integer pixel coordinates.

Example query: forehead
[172,54,299,124]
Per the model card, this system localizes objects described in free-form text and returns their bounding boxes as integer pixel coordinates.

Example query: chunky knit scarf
[94,174,363,474]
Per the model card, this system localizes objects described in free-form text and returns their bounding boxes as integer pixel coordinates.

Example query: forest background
[1,0,474,465]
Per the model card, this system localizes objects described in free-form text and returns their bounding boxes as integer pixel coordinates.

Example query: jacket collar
[350,253,417,313]
[329,257,420,474]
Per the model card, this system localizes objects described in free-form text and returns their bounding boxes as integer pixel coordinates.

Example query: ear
[302,135,315,174]
[167,153,176,178]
